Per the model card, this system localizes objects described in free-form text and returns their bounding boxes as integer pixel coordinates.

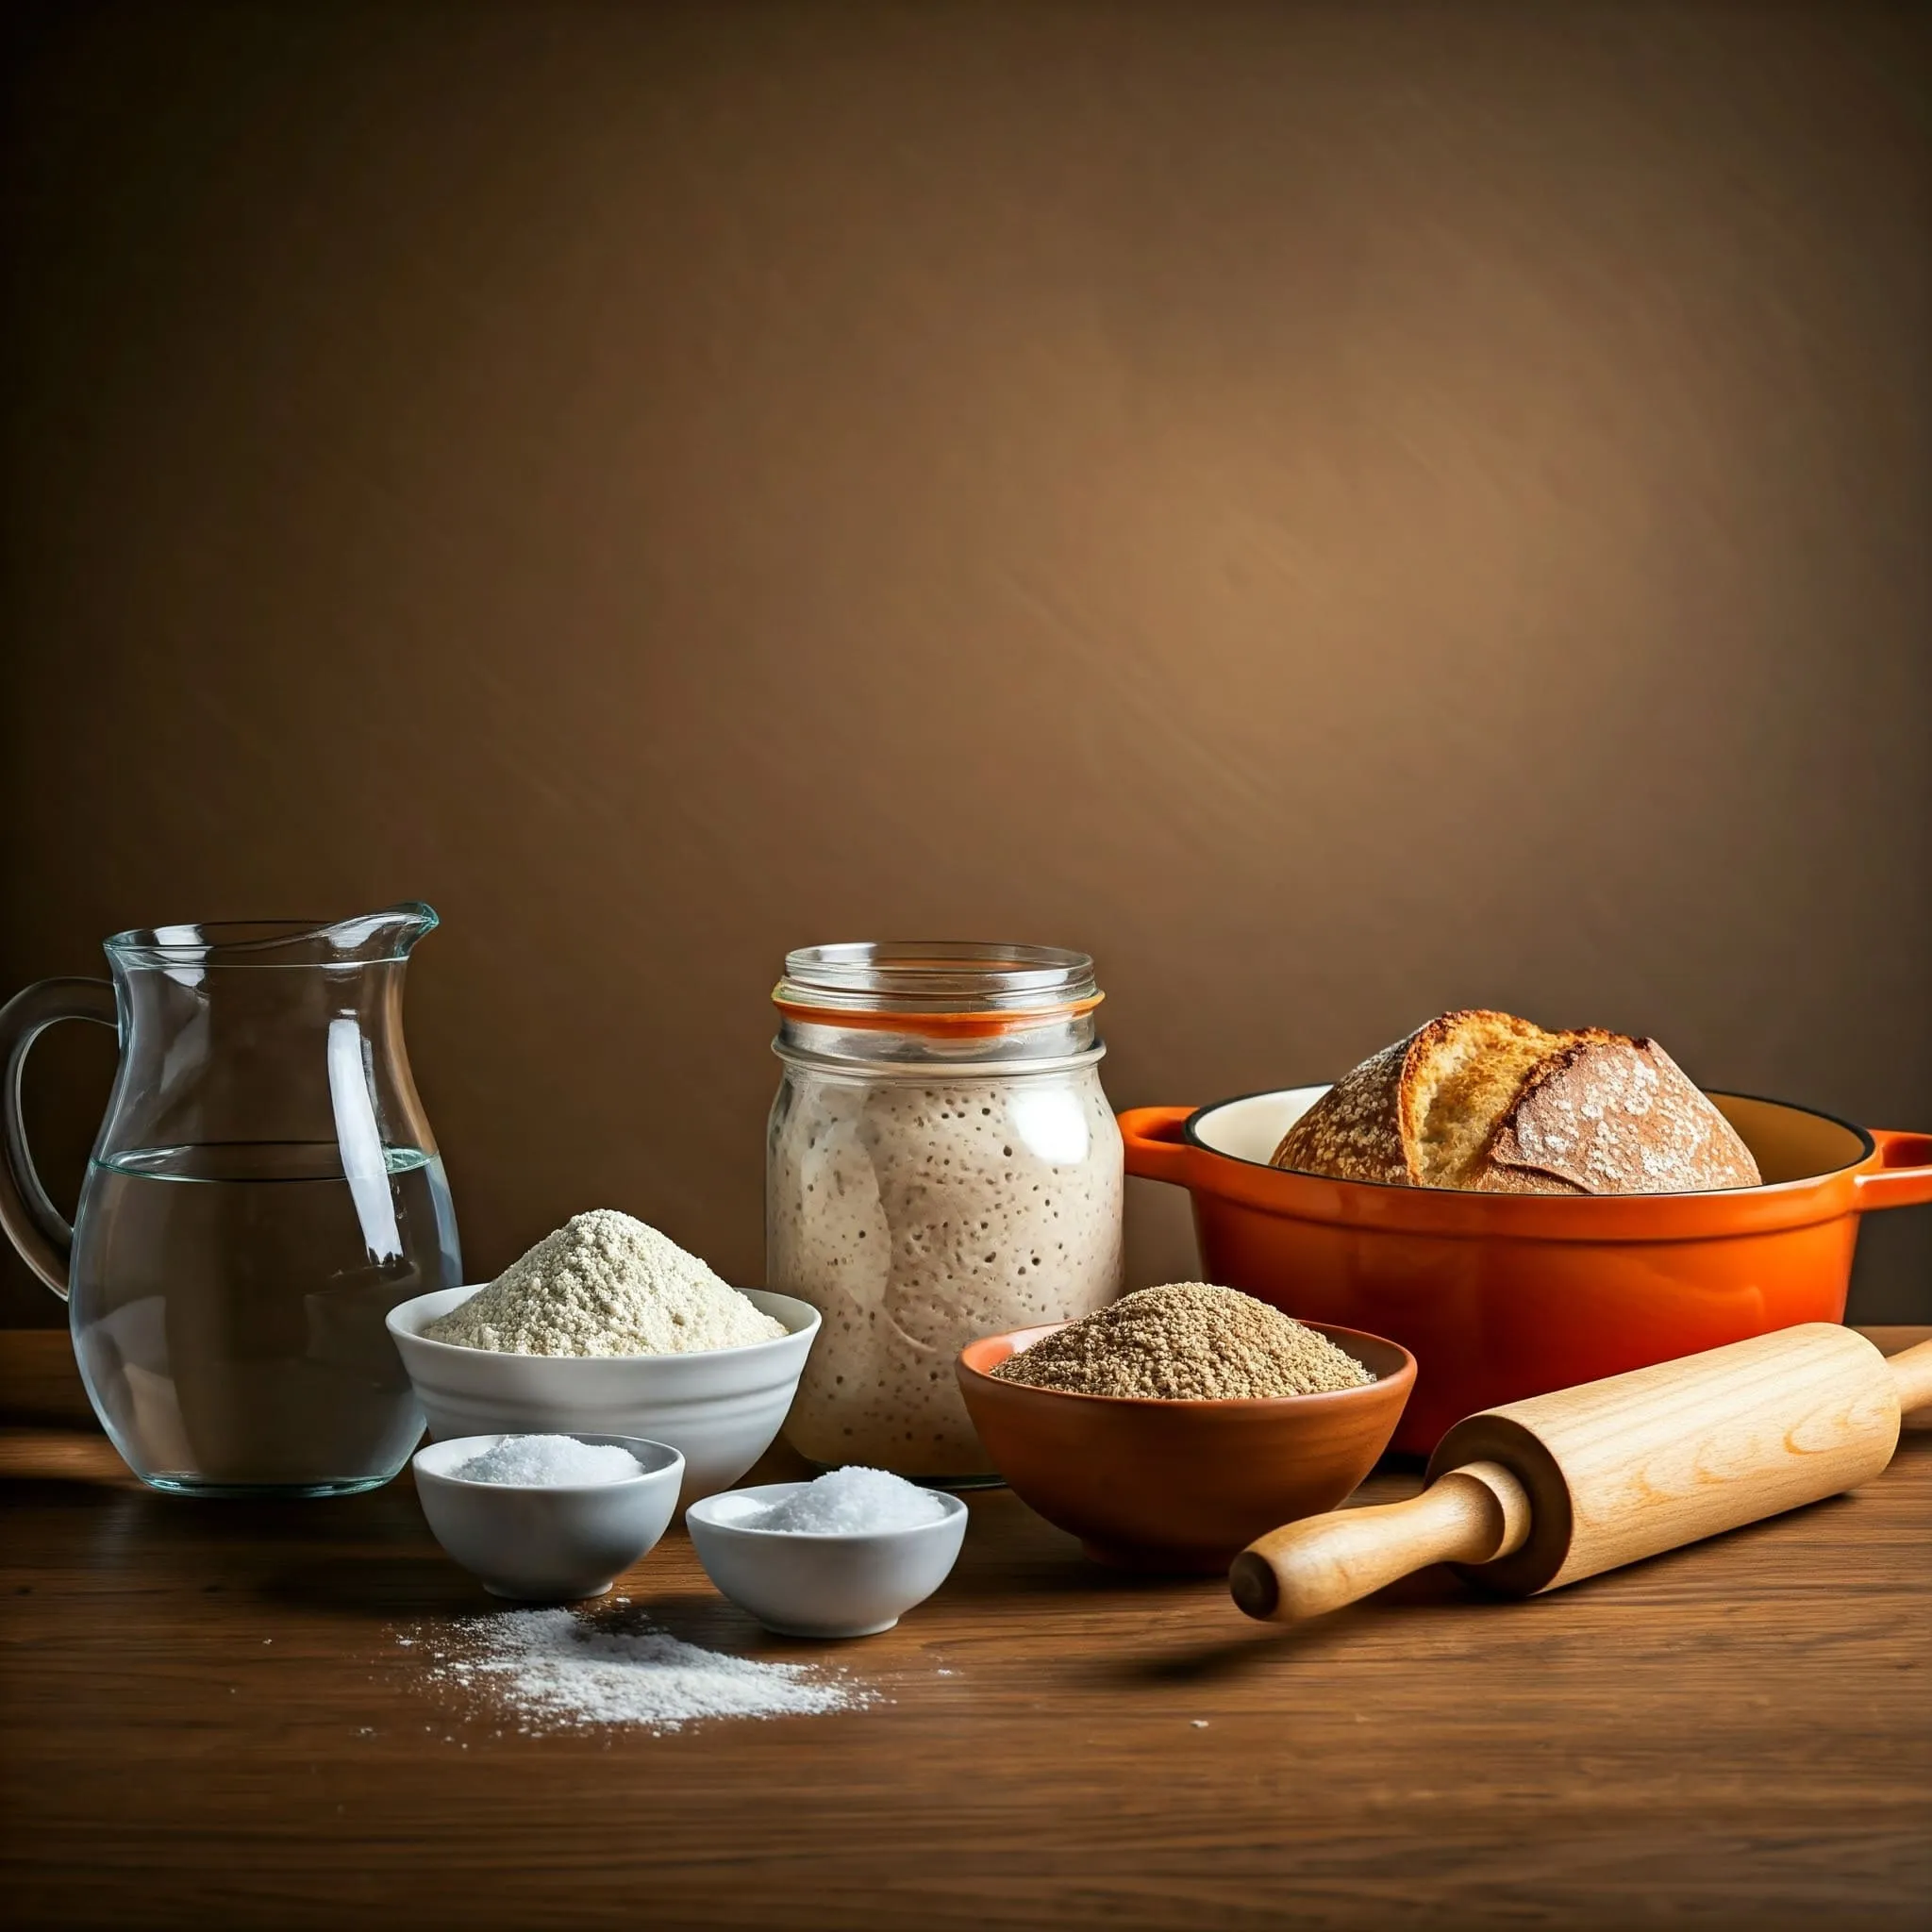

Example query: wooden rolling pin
[1230,1324,1932,1624]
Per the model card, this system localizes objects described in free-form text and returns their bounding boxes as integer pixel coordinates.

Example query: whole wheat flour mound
[991,1283,1374,1400]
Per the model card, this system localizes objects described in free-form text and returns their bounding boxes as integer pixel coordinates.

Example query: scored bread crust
[1272,1032,1417,1188]
[1271,1011,1537,1190]
[1271,1010,1761,1195]
[1475,1033,1760,1194]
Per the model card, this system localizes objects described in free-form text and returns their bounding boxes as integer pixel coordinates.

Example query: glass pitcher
[0,905,461,1496]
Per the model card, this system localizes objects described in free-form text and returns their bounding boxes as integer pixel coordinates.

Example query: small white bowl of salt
[685,1467,968,1639]
[413,1432,685,1601]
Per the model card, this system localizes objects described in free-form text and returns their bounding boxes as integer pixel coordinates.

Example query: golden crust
[1271,1012,1762,1195]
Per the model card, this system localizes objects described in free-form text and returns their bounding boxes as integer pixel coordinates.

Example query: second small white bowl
[685,1482,969,1638]
[387,1286,820,1506]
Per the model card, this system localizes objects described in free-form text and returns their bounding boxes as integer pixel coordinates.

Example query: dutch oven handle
[1117,1106,1199,1185]
[1855,1129,1932,1212]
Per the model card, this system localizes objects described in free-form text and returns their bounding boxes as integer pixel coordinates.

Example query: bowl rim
[413,1431,686,1493]
[386,1284,822,1360]
[957,1317,1415,1412]
[1185,1084,1877,1196]
[686,1480,969,1541]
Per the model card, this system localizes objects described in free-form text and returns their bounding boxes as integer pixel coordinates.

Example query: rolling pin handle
[1230,1460,1533,1625]
[1886,1338,1932,1416]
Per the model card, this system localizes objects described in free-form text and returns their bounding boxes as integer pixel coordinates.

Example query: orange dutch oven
[1119,1088,1932,1456]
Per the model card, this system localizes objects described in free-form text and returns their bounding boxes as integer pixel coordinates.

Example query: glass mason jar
[766,942,1124,1483]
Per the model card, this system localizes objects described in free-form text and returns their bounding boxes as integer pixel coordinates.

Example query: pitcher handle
[0,977,120,1299]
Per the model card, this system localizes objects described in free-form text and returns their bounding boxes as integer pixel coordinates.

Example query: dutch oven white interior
[1189,1087,1870,1189]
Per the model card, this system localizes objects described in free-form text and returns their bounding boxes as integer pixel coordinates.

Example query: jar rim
[776,941,1097,1018]
[772,1037,1108,1079]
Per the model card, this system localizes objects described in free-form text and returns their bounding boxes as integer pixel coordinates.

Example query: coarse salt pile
[450,1435,643,1487]
[990,1283,1375,1400]
[414,1607,871,1732]
[424,1209,784,1356]
[749,1466,949,1535]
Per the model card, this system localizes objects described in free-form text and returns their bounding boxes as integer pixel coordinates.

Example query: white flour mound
[418,1607,872,1732]
[425,1209,784,1357]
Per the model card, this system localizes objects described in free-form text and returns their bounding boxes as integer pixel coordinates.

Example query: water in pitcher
[70,1141,460,1495]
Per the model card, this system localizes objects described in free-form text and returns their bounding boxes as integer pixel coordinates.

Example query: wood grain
[4,1331,1929,1930]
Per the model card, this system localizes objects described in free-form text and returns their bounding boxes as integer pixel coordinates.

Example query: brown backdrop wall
[3,0,1928,1326]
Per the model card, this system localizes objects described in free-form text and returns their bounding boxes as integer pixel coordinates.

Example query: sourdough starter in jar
[766,944,1124,1481]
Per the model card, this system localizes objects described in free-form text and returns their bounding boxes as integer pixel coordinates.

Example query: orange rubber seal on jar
[771,991,1105,1040]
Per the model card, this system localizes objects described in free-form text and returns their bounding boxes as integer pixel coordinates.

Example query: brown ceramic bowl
[955,1321,1415,1574]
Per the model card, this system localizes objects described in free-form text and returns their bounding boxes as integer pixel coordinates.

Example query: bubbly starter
[768,1069,1123,1479]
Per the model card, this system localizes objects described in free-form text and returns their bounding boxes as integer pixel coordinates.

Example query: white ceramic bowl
[386,1287,820,1507]
[413,1433,685,1600]
[685,1482,969,1638]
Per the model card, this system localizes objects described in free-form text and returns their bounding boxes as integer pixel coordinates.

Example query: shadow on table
[928,1479,1487,1681]
[255,1525,791,1644]
[1074,1567,1475,1685]
[259,1553,492,1616]
[931,1487,1224,1607]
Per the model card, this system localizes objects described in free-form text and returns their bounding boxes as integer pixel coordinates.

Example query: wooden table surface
[3,1328,1928,1931]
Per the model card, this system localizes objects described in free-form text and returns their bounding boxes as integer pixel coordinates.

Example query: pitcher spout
[318,903,440,963]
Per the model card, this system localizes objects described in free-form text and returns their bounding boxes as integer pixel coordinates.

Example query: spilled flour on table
[396,1603,875,1734]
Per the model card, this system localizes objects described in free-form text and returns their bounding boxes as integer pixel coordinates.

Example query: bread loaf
[1271,1009,1761,1195]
